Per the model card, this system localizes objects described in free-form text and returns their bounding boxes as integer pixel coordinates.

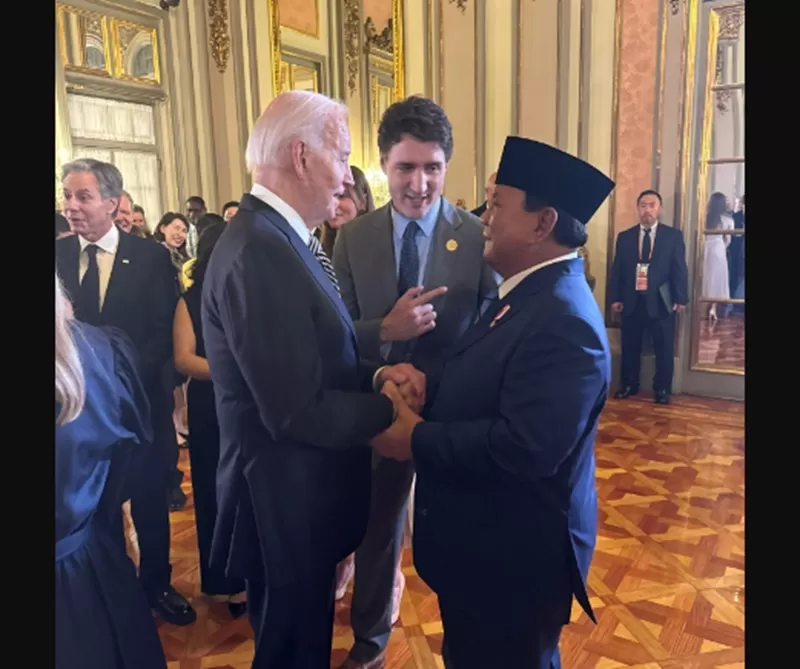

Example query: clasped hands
[371,363,425,461]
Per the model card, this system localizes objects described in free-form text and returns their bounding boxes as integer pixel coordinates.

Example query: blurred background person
[155,212,191,272]
[174,220,247,617]
[703,192,733,322]
[182,213,225,291]
[222,200,240,222]
[56,212,73,240]
[55,274,166,668]
[184,196,206,256]
[316,165,375,258]
[115,190,135,233]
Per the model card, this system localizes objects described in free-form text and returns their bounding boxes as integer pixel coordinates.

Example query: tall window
[67,93,163,227]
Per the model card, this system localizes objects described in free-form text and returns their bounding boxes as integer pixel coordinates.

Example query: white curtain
[66,94,162,225]
[67,94,155,145]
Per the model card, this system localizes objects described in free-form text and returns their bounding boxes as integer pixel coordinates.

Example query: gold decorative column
[392,0,405,100]
[208,0,231,73]
[343,0,361,96]
[268,0,281,97]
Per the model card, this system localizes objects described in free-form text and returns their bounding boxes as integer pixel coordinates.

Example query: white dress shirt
[78,224,120,310]
[498,251,579,300]
[250,183,311,245]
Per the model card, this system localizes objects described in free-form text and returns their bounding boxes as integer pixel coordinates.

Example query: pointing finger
[411,286,448,306]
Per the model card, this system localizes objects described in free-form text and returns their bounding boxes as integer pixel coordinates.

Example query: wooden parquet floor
[156,394,745,668]
[697,310,745,370]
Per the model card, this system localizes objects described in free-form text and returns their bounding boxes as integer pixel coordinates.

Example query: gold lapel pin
[446,239,458,252]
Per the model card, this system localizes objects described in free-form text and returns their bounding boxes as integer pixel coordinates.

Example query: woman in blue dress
[55,273,166,669]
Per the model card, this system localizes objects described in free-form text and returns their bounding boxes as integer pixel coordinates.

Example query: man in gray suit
[333,96,498,669]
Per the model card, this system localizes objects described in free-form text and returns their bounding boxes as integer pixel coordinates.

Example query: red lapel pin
[490,304,511,328]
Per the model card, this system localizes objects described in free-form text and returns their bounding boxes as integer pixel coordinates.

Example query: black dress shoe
[228,601,247,619]
[614,387,639,400]
[168,486,187,511]
[150,587,197,626]
[654,390,670,405]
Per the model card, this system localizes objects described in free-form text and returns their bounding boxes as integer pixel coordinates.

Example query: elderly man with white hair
[201,91,425,668]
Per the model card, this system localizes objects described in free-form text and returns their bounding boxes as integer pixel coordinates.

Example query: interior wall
[440,0,477,207]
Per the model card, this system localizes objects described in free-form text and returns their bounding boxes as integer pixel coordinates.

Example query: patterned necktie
[308,235,340,295]
[77,244,101,325]
[398,220,420,296]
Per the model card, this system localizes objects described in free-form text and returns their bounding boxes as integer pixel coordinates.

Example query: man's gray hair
[245,91,348,172]
[121,190,133,205]
[61,159,124,201]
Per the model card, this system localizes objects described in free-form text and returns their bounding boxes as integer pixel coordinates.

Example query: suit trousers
[350,454,415,661]
[620,296,676,394]
[438,596,562,669]
[246,568,336,669]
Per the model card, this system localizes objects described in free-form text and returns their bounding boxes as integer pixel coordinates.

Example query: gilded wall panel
[279,0,319,37]
[613,0,660,237]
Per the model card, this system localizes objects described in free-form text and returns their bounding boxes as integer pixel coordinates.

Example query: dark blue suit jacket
[201,194,394,587]
[609,223,689,319]
[411,257,610,624]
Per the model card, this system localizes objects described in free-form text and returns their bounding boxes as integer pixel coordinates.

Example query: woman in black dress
[173,221,246,616]
[55,274,166,669]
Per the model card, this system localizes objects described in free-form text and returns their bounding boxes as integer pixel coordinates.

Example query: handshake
[370,363,426,461]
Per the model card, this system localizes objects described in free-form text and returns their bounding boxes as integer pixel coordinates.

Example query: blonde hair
[55,274,86,425]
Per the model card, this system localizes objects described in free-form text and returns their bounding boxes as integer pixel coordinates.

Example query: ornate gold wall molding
[449,0,468,11]
[208,0,231,74]
[392,0,405,100]
[268,0,282,96]
[364,17,393,54]
[669,0,681,16]
[713,4,744,113]
[343,0,361,96]
[717,4,744,40]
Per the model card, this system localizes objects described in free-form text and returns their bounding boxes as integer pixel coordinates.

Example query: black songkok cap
[495,136,615,223]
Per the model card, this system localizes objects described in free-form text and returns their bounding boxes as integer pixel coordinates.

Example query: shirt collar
[640,221,658,235]
[497,251,578,300]
[390,197,441,239]
[79,222,119,254]
[251,183,311,245]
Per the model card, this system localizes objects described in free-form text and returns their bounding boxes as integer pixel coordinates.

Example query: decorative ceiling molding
[343,0,360,96]
[208,0,231,74]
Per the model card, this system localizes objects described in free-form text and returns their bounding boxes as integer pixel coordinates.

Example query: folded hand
[371,381,423,461]
[377,363,426,414]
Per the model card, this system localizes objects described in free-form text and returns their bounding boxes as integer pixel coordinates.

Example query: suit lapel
[451,293,523,355]
[103,232,132,314]
[450,258,584,356]
[257,204,357,337]
[648,223,667,268]
[365,205,399,305]
[423,199,462,293]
